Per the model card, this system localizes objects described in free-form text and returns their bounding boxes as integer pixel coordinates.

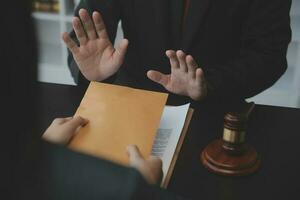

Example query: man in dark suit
[64,0,291,105]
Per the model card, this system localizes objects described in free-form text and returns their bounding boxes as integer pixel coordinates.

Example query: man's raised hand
[62,9,128,81]
[147,50,208,101]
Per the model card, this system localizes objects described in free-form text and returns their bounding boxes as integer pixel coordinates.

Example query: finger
[52,118,70,125]
[63,117,73,122]
[176,50,188,72]
[62,32,79,54]
[146,156,163,184]
[63,116,89,133]
[148,156,163,168]
[186,55,197,78]
[196,68,204,83]
[79,9,97,40]
[113,39,129,66]
[92,11,109,39]
[73,17,87,45]
[147,70,170,88]
[166,50,179,70]
[127,145,144,167]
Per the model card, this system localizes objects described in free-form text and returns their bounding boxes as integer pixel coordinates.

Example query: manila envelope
[69,82,168,165]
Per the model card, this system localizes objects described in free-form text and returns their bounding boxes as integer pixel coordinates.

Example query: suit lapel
[182,0,212,49]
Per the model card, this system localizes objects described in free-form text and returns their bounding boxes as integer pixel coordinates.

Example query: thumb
[147,156,163,171]
[63,116,89,135]
[127,145,144,167]
[113,39,129,65]
[147,70,170,88]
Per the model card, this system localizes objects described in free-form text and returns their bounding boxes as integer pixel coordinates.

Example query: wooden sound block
[201,139,261,176]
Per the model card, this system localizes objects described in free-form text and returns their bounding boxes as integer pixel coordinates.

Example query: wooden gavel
[201,102,261,176]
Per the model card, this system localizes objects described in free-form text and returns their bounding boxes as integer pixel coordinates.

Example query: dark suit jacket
[68,0,291,105]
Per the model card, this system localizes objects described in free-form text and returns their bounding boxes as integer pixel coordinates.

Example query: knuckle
[74,116,83,121]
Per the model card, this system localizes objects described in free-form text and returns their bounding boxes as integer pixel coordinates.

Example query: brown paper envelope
[69,82,168,166]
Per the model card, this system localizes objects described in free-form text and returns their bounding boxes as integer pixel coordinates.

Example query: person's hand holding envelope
[42,82,168,185]
[42,118,163,185]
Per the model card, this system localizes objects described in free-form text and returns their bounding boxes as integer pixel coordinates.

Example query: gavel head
[223,112,247,144]
[222,100,255,154]
[222,112,248,154]
[223,101,255,144]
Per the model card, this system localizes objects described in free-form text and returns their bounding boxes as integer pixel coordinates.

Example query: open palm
[147,50,207,101]
[62,9,128,81]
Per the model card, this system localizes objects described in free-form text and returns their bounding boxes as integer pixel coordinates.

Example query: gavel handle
[244,101,255,118]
